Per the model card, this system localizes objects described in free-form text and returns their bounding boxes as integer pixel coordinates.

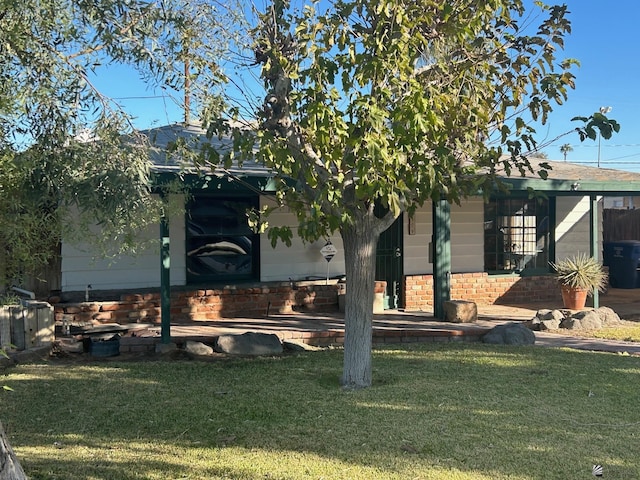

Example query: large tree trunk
[0,422,27,479]
[340,222,380,389]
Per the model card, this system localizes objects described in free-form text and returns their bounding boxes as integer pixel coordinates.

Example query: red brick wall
[404,272,562,309]
[55,275,562,326]
[54,282,340,326]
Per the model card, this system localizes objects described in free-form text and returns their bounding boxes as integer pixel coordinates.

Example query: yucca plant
[550,253,608,295]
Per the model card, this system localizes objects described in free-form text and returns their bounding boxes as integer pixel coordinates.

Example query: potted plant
[550,253,608,309]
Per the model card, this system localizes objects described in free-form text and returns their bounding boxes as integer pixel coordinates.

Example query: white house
[53,124,640,324]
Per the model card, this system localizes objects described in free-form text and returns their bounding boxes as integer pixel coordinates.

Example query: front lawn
[1,344,639,479]
[589,322,640,342]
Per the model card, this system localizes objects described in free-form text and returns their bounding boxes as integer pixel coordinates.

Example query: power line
[574,160,640,165]
[550,143,640,149]
[113,95,168,100]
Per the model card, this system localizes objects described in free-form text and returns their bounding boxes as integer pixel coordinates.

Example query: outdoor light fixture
[571,182,580,191]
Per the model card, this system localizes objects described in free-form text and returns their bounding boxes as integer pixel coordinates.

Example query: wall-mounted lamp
[571,182,581,191]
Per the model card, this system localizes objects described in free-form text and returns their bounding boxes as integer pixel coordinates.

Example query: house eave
[498,177,640,196]
[151,168,278,194]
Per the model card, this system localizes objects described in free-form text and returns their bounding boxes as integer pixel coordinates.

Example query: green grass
[591,324,640,342]
[2,344,640,479]
[549,320,640,342]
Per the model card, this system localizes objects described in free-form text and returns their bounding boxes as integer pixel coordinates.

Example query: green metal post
[432,199,451,319]
[160,208,171,343]
[590,194,599,308]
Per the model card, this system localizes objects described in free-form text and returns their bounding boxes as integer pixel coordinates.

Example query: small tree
[560,143,574,161]
[208,0,618,388]
[0,0,240,292]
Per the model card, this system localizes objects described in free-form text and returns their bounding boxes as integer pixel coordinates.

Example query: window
[484,197,551,274]
[186,195,259,283]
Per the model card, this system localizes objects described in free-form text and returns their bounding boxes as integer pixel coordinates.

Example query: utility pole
[597,106,612,167]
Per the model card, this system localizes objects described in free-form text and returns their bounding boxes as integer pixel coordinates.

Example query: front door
[376,215,403,309]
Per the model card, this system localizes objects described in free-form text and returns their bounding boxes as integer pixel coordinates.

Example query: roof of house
[500,157,640,195]
[140,123,640,196]
[140,123,270,178]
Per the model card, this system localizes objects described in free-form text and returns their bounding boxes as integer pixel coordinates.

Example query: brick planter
[54,280,340,327]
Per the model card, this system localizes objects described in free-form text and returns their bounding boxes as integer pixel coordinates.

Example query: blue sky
[531,0,640,171]
[91,0,640,172]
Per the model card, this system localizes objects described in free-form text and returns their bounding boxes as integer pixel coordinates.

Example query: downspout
[11,286,35,300]
[589,194,599,308]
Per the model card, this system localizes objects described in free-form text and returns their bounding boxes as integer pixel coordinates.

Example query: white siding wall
[63,194,597,292]
[61,195,347,292]
[403,199,485,275]
[555,196,603,261]
[60,196,186,292]
[259,203,345,282]
[451,199,485,273]
[402,208,432,274]
[263,199,485,280]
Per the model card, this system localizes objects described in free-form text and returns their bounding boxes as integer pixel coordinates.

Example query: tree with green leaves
[560,143,573,161]
[209,0,620,389]
[0,0,240,293]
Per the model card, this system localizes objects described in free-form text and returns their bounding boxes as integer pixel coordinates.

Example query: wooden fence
[603,208,640,242]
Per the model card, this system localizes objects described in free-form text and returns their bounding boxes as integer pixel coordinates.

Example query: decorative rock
[527,309,565,331]
[525,317,541,330]
[571,311,603,330]
[537,309,565,322]
[539,318,561,331]
[534,309,553,320]
[185,340,214,356]
[560,317,581,330]
[215,332,283,356]
[443,300,477,323]
[527,306,623,332]
[483,322,535,346]
[594,306,621,326]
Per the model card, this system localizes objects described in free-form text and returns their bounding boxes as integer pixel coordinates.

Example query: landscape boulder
[443,300,477,323]
[185,340,214,356]
[562,310,602,331]
[526,309,563,331]
[483,322,535,346]
[215,332,283,356]
[594,306,621,326]
[527,306,622,332]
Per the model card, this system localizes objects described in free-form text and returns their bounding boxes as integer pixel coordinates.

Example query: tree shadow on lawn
[3,344,640,479]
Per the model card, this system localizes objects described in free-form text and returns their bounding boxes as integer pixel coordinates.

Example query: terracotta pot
[560,285,589,310]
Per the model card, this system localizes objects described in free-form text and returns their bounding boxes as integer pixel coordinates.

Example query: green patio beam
[590,194,599,309]
[433,199,451,319]
[152,171,280,193]
[498,177,640,195]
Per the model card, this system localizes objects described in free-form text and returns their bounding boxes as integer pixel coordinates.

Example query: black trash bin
[603,241,640,288]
